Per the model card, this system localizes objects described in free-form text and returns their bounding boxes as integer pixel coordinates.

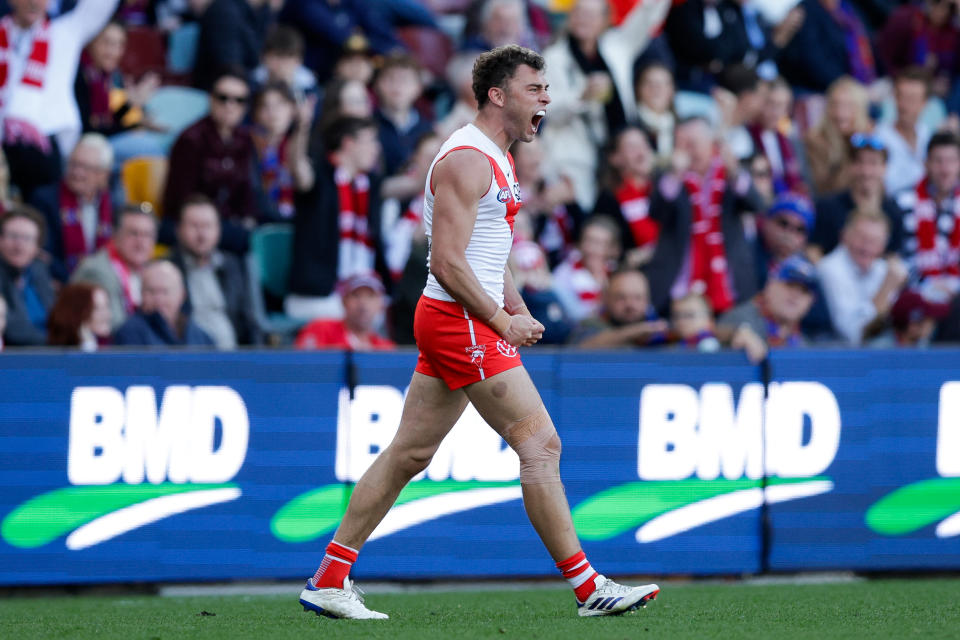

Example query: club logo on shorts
[497,186,512,203]
[496,340,518,358]
[465,344,487,367]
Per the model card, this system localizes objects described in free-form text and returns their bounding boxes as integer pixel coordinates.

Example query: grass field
[3,578,960,639]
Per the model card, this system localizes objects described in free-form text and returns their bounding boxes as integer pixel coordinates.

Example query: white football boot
[577,576,660,617]
[299,577,389,620]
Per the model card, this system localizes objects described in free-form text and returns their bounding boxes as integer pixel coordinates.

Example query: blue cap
[774,254,817,290]
[767,193,815,231]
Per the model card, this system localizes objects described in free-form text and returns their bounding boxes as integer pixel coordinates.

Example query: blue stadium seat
[144,86,209,151]
[167,23,200,75]
[246,224,306,342]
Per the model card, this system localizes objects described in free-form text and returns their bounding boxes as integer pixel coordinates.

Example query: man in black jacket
[286,116,390,320]
[0,207,56,346]
[170,195,260,348]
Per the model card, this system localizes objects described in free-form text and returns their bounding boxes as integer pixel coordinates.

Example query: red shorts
[414,295,523,390]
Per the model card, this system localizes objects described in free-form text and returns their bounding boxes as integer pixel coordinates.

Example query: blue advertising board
[0,349,959,585]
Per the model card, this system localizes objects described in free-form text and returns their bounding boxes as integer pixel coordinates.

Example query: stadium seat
[144,86,209,150]
[246,224,306,342]
[121,156,168,215]
[166,23,200,75]
[120,26,166,78]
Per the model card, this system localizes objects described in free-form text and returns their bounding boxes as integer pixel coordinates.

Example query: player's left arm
[503,265,531,317]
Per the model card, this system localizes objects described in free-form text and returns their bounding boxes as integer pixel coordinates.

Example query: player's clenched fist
[488,308,544,346]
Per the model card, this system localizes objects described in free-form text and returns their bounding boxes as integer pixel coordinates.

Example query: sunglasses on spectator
[773,216,808,234]
[751,168,772,179]
[850,133,886,152]
[213,92,248,105]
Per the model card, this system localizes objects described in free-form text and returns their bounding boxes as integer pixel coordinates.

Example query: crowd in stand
[1,0,960,355]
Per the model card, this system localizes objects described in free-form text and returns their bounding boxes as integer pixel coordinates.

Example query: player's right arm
[429,149,543,347]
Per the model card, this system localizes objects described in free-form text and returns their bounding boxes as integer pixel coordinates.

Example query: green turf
[2,578,959,640]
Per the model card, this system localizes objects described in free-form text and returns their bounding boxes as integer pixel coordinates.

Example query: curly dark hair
[472,45,545,109]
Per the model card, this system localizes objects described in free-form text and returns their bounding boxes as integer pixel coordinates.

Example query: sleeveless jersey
[421,124,521,306]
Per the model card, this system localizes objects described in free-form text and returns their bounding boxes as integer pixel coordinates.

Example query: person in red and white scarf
[286,115,389,320]
[644,116,763,316]
[28,133,113,281]
[552,215,621,322]
[594,126,659,269]
[0,0,119,200]
[898,131,960,302]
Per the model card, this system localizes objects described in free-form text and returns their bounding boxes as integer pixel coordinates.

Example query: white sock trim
[330,540,359,554]
[567,564,596,589]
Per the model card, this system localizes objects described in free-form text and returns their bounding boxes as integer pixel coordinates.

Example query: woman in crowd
[252,81,298,221]
[634,62,676,161]
[47,282,112,351]
[804,76,872,195]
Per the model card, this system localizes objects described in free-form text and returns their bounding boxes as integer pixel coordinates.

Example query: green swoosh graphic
[866,477,960,536]
[2,483,236,549]
[573,477,827,540]
[271,480,519,543]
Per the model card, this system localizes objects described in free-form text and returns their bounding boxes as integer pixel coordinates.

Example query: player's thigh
[390,371,470,457]
[462,366,546,438]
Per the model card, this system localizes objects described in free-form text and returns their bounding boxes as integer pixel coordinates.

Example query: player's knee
[394,446,435,478]
[508,408,562,484]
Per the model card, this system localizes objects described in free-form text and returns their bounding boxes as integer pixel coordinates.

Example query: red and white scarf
[335,167,374,281]
[386,194,423,281]
[0,16,50,98]
[614,178,659,249]
[683,160,734,313]
[911,177,960,278]
[0,16,51,148]
[60,183,112,274]
[107,241,138,314]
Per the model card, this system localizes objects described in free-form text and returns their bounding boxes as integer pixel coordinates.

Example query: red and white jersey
[422,124,521,306]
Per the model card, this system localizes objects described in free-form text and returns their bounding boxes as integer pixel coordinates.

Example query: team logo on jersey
[465,344,487,367]
[497,186,512,203]
[496,340,518,358]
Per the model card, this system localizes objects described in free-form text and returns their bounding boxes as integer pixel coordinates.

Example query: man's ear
[488,86,506,108]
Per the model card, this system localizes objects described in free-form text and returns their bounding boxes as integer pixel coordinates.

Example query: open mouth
[531,110,545,132]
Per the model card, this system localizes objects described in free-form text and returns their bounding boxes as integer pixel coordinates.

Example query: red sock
[556,550,600,603]
[311,541,358,589]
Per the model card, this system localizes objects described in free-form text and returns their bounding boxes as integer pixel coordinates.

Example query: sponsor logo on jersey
[497,186,512,203]
[496,340,518,358]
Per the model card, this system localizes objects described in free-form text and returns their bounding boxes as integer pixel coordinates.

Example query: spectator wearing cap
[252,24,319,102]
[812,133,905,259]
[541,0,670,210]
[874,68,933,196]
[818,209,909,345]
[718,254,817,347]
[295,272,394,351]
[372,54,434,178]
[163,68,258,255]
[286,116,389,320]
[803,76,871,196]
[569,268,668,348]
[170,195,259,349]
[192,0,280,91]
[113,259,214,347]
[643,116,762,317]
[756,193,814,288]
[29,133,114,281]
[878,288,951,347]
[897,132,960,299]
[0,206,55,346]
[0,0,118,202]
[746,77,806,196]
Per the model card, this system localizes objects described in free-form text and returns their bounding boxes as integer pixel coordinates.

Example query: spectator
[746,76,806,196]
[875,68,933,196]
[46,281,111,350]
[818,209,909,344]
[372,53,433,178]
[644,116,761,316]
[29,133,113,280]
[0,0,118,201]
[541,0,670,209]
[251,81,298,221]
[746,153,776,209]
[594,126,659,268]
[634,62,676,160]
[569,268,667,347]
[812,133,905,258]
[0,206,54,345]
[898,131,960,300]
[876,0,960,93]
[511,136,583,269]
[508,238,575,344]
[170,195,259,348]
[436,51,481,139]
[778,0,877,93]
[163,68,258,254]
[286,116,388,320]
[756,193,815,288]
[295,271,394,350]
[252,24,319,101]
[0,295,6,349]
[192,0,279,90]
[316,77,374,137]
[71,205,156,330]
[714,64,765,160]
[279,0,436,83]
[553,215,622,323]
[882,288,951,347]
[113,259,215,347]
[669,291,767,361]
[333,34,376,86]
[718,253,817,346]
[462,0,537,52]
[804,76,871,195]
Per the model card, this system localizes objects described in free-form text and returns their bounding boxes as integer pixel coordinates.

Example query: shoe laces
[342,578,366,604]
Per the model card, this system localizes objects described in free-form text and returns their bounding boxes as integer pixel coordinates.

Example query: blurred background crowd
[2,0,960,357]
